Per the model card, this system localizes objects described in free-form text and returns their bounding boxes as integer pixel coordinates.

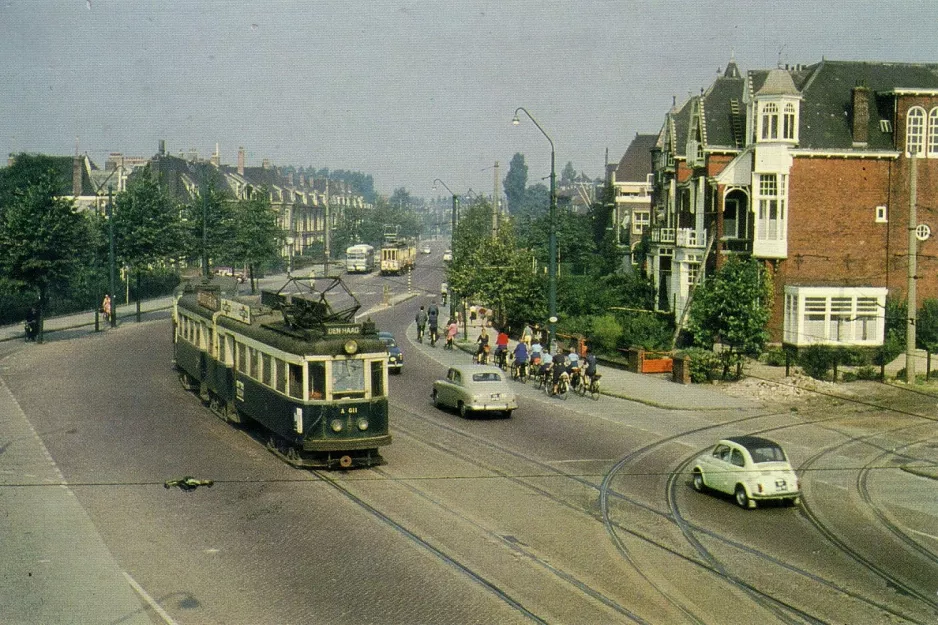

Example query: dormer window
[761,103,779,140]
[783,103,797,139]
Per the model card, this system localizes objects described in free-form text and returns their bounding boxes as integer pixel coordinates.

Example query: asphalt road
[2,243,937,624]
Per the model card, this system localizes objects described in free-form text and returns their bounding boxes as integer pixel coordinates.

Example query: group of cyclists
[416,302,600,398]
[415,303,458,349]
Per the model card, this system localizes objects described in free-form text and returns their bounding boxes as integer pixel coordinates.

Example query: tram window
[250,348,259,379]
[207,325,214,354]
[262,353,272,386]
[238,342,246,373]
[275,358,286,393]
[332,359,365,398]
[219,334,226,362]
[308,362,326,400]
[288,363,303,399]
[370,360,384,397]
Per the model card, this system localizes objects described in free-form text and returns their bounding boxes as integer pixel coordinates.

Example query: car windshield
[381,338,396,347]
[748,444,787,463]
[472,372,502,382]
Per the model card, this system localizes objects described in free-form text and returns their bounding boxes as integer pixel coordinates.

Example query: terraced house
[649,58,938,348]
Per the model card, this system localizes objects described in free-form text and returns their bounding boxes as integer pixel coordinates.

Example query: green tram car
[173,276,391,469]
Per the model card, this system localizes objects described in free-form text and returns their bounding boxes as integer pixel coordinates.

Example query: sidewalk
[406,319,756,411]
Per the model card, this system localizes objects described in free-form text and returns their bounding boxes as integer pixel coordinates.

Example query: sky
[3,0,938,198]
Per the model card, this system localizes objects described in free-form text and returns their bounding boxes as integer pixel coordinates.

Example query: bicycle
[416,324,426,343]
[586,373,601,400]
[533,363,550,389]
[429,327,439,347]
[511,360,528,384]
[493,347,509,370]
[547,371,569,400]
[474,345,490,365]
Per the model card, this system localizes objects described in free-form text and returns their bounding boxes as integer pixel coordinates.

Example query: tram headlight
[357,418,369,431]
[343,340,359,355]
[330,419,344,433]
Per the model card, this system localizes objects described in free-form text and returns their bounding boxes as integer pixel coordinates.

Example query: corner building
[649,59,938,348]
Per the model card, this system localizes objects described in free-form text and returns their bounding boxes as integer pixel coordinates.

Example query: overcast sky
[3,0,937,197]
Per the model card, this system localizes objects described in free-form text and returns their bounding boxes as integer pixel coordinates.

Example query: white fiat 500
[691,436,800,508]
[432,365,517,418]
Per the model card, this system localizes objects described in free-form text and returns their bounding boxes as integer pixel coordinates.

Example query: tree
[0,172,91,341]
[686,257,772,378]
[182,178,235,274]
[113,167,185,317]
[503,153,527,216]
[231,188,282,292]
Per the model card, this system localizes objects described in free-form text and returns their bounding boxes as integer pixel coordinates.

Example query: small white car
[691,436,800,508]
[432,364,517,418]
[442,250,453,262]
[421,245,432,254]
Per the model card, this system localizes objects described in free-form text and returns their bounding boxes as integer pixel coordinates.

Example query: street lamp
[513,106,557,350]
[285,235,295,277]
[433,178,461,329]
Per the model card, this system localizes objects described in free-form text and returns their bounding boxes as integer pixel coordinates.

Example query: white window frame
[875,205,888,223]
[756,174,786,241]
[783,103,797,140]
[783,286,887,347]
[761,102,779,140]
[907,106,925,155]
[928,107,938,157]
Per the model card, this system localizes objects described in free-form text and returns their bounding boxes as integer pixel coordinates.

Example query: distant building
[609,133,657,265]
[649,58,938,347]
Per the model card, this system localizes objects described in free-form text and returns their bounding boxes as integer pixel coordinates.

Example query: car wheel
[503,410,513,419]
[432,389,441,408]
[692,470,705,492]
[735,484,754,509]
[786,496,800,507]
[458,402,470,419]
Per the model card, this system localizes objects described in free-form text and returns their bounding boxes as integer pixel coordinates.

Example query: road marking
[906,528,938,542]
[124,572,180,625]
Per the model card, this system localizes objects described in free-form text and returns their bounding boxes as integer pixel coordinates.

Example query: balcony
[650,227,707,248]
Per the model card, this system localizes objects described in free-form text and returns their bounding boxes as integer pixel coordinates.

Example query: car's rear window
[748,445,787,463]
[472,372,502,382]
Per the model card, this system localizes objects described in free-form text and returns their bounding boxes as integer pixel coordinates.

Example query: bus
[345,244,375,273]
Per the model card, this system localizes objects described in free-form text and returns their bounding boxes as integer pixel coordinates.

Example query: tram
[172,276,391,468]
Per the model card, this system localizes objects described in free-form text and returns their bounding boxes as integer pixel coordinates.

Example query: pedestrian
[415,305,428,342]
[445,318,458,349]
[521,322,534,347]
[469,305,478,325]
[101,294,112,322]
[427,302,440,346]
[24,306,39,342]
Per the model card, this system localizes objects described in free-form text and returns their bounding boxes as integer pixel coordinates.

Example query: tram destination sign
[325,323,362,336]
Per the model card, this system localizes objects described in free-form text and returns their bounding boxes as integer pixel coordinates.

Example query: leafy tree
[916,299,938,375]
[231,188,283,292]
[113,167,185,316]
[503,153,527,216]
[0,172,91,340]
[686,256,772,378]
[182,178,236,274]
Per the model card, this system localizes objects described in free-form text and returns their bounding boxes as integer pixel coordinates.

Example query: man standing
[415,306,428,342]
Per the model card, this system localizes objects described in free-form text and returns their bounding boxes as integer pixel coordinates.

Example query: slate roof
[615,134,657,182]
[701,64,747,149]
[751,60,938,151]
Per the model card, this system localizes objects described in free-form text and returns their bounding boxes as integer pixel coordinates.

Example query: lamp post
[107,185,117,328]
[513,107,557,350]
[433,178,460,324]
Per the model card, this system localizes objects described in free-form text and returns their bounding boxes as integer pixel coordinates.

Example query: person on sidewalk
[445,318,458,350]
[415,306,428,342]
[24,306,39,342]
[101,294,112,322]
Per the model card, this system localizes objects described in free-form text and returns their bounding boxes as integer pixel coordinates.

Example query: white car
[442,250,453,262]
[691,436,800,508]
[421,245,432,254]
[432,364,517,418]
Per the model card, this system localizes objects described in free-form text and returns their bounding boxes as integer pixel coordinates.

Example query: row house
[148,144,369,264]
[608,133,657,264]
[649,58,938,348]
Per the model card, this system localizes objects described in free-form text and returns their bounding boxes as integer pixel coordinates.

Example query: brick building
[649,58,938,347]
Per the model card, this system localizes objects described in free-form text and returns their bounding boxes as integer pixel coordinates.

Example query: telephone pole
[906,152,918,382]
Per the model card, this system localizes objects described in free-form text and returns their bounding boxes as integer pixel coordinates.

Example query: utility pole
[492,160,500,239]
[324,178,331,272]
[906,151,918,382]
[108,185,117,328]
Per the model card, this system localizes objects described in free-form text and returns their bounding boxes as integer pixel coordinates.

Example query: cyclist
[512,340,529,380]
[415,306,428,343]
[427,302,440,346]
[494,328,510,368]
[530,337,543,367]
[476,327,490,363]
[551,351,567,396]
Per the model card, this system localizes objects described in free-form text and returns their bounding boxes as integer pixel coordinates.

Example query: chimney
[237,147,245,176]
[852,85,870,147]
[158,139,165,156]
[262,158,271,169]
[210,142,220,167]
[72,155,83,196]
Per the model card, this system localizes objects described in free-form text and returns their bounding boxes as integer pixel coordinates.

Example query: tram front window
[308,361,326,400]
[332,359,365,399]
[371,360,385,397]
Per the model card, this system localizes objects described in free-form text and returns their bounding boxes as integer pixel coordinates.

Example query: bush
[856,365,880,381]
[590,314,622,353]
[799,345,838,381]
[680,347,722,383]
[759,346,789,367]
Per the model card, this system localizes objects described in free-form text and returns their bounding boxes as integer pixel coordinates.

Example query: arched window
[928,107,938,156]
[906,107,925,155]
[761,103,779,140]
[783,103,797,140]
